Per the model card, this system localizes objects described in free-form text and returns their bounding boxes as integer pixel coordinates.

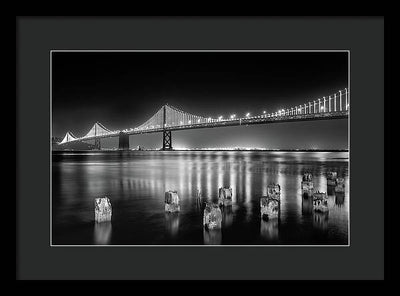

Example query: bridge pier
[118,132,130,150]
[162,130,173,150]
[94,138,101,150]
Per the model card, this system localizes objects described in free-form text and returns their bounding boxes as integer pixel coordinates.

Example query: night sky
[52,52,348,149]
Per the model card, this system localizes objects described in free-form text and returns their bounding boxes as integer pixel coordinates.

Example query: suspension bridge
[56,88,349,150]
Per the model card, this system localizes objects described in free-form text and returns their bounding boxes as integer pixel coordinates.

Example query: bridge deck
[62,111,348,143]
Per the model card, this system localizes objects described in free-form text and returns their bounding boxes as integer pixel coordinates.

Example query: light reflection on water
[260,219,279,241]
[52,151,349,245]
[94,222,112,245]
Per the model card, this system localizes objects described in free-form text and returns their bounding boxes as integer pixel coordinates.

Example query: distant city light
[246,113,250,117]
[198,119,201,123]
[218,116,223,121]
[263,110,266,114]
[230,114,236,119]
[188,120,191,124]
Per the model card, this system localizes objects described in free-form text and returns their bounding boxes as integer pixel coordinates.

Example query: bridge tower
[118,132,130,150]
[162,105,173,150]
[94,138,101,150]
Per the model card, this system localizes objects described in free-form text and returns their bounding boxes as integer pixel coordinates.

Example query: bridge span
[56,88,349,150]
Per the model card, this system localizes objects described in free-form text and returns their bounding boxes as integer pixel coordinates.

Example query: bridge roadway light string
[59,89,349,144]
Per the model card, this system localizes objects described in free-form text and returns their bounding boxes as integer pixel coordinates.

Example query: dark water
[52,151,349,245]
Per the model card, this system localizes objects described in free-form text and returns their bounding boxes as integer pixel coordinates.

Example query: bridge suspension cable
[135,104,213,131]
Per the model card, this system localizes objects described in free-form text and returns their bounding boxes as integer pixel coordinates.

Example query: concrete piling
[165,190,180,212]
[335,177,345,193]
[260,183,281,221]
[312,191,329,213]
[301,173,314,197]
[94,197,112,222]
[203,202,222,230]
[327,171,337,186]
[267,183,281,199]
[218,186,233,206]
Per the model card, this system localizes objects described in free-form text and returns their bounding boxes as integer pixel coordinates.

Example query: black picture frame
[16,16,388,282]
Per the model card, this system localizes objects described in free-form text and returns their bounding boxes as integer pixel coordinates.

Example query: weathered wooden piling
[165,190,180,212]
[260,183,281,221]
[301,173,314,196]
[94,197,112,222]
[312,191,329,213]
[218,186,233,206]
[203,202,222,230]
[327,171,337,186]
[335,177,345,193]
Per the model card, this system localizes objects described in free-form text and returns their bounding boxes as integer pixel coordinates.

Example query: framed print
[17,16,385,280]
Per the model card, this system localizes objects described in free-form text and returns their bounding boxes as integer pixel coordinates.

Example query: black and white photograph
[51,50,349,246]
